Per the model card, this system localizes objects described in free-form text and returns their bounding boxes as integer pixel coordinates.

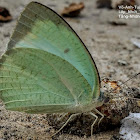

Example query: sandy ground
[0,0,140,140]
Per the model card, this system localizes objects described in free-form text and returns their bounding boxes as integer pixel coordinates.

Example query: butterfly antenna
[109,72,140,93]
[119,72,140,87]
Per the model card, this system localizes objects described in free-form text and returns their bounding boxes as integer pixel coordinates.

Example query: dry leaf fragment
[108,21,127,26]
[0,7,12,22]
[96,0,112,9]
[61,2,85,17]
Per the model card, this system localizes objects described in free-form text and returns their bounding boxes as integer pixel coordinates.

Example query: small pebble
[118,60,128,66]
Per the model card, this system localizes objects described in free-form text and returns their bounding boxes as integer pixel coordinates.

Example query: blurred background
[0,0,140,139]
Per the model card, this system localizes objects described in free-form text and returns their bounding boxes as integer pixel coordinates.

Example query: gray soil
[0,0,140,140]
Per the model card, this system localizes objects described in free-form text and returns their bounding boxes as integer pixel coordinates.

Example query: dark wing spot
[64,48,70,53]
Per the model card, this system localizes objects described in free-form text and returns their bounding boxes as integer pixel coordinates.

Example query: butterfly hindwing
[0,48,92,113]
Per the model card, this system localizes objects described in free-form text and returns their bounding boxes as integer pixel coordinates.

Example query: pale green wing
[0,2,100,113]
[8,2,100,94]
[0,48,91,113]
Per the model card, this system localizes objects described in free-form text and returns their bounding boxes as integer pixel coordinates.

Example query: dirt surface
[0,0,140,140]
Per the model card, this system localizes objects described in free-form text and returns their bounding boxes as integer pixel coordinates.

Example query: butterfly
[0,2,104,136]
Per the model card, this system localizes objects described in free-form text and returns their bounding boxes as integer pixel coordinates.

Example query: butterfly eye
[104,97,110,103]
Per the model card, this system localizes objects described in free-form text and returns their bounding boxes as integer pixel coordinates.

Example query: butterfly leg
[51,113,80,137]
[89,112,98,136]
[57,113,69,121]
[93,108,104,127]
